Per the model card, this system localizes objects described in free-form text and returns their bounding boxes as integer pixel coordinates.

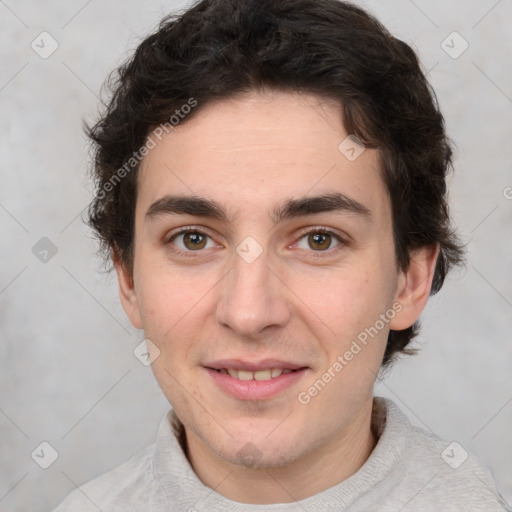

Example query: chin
[223,441,303,469]
[206,425,309,469]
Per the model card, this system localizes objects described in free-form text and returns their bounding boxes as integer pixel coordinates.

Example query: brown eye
[169,230,215,252]
[307,232,332,251]
[295,229,342,252]
[183,232,207,250]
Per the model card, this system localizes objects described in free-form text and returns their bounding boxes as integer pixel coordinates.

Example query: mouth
[204,359,309,400]
[210,367,298,381]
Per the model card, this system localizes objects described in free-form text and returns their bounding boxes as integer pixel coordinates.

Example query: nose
[215,247,292,339]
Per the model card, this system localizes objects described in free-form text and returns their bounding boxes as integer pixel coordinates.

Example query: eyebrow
[145,192,372,224]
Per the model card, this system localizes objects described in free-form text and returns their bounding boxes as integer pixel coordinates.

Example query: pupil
[309,233,330,250]
[185,232,206,250]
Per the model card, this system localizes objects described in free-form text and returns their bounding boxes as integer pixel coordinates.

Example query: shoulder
[52,443,156,512]
[382,398,509,511]
[413,428,508,510]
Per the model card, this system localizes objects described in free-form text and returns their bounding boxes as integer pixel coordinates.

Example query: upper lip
[204,359,307,371]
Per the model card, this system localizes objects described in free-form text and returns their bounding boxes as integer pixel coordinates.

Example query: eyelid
[292,226,347,251]
[165,225,215,243]
[165,226,221,257]
[165,225,347,255]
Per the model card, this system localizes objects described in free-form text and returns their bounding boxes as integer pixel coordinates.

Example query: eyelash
[165,226,346,258]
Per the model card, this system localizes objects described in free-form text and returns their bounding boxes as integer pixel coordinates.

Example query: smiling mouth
[210,368,300,381]
[204,358,309,400]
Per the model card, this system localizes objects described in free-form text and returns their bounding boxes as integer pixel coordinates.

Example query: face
[116,89,435,472]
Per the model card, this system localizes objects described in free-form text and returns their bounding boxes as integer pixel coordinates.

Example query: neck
[178,398,378,504]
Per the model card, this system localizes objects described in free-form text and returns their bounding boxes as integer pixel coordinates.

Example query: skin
[115,89,439,504]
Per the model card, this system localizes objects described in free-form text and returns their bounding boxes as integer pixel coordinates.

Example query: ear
[389,244,440,331]
[113,249,143,330]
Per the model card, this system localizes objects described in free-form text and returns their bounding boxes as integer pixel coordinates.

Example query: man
[54,0,509,510]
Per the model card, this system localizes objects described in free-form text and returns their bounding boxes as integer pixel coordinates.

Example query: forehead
[137,90,389,224]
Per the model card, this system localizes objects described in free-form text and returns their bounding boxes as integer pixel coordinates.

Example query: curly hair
[86,0,465,367]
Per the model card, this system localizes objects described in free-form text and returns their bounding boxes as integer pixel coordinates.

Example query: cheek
[141,271,206,407]
[293,265,380,330]
[137,262,203,326]
[292,260,394,368]
[135,264,219,363]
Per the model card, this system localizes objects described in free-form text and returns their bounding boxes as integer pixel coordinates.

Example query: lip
[204,360,309,401]
[204,358,305,371]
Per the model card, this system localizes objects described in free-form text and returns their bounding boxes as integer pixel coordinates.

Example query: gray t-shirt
[53,397,510,511]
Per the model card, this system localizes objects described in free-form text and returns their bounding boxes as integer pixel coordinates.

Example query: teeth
[220,368,295,380]
[254,369,271,381]
[237,370,254,381]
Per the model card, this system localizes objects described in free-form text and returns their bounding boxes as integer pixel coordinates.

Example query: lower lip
[205,368,308,400]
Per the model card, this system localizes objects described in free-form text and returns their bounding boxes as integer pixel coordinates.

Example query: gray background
[0,1,511,510]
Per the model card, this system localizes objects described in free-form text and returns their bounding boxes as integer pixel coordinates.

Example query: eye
[167,228,217,252]
[166,227,345,255]
[295,229,343,252]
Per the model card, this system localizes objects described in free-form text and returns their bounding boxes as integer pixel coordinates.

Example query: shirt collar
[152,396,412,510]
